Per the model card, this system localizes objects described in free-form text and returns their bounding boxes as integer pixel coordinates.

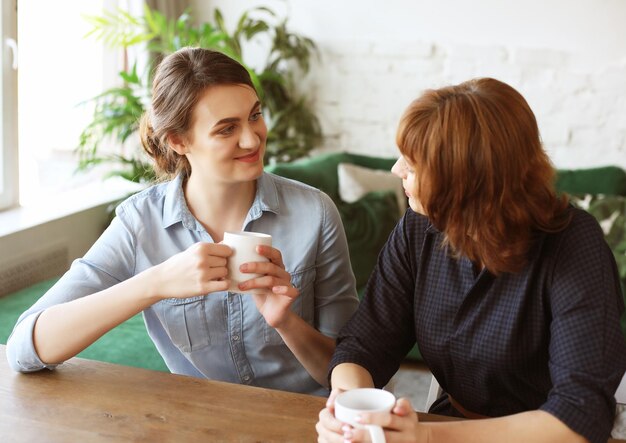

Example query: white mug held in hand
[334,388,396,443]
[222,231,272,294]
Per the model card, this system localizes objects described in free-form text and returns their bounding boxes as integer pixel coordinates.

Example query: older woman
[317,78,626,442]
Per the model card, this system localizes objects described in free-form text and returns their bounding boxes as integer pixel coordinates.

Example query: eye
[249,111,263,122]
[218,125,236,136]
[402,157,416,174]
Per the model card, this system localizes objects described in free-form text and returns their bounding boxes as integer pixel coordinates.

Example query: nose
[239,123,261,150]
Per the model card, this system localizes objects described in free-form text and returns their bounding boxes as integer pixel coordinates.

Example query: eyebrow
[213,101,261,128]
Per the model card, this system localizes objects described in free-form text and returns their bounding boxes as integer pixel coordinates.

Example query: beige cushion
[337,162,407,216]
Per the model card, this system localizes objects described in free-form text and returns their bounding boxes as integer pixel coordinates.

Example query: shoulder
[545,206,619,300]
[113,181,171,226]
[551,205,607,256]
[264,171,323,195]
[115,181,169,214]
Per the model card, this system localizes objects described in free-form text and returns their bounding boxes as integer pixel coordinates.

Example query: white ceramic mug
[334,388,396,443]
[222,231,272,294]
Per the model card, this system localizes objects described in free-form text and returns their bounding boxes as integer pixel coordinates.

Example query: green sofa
[2,153,625,368]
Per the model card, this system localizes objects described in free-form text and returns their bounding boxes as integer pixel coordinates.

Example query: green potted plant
[77,4,321,184]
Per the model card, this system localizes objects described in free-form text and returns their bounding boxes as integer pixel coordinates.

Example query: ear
[167,133,188,155]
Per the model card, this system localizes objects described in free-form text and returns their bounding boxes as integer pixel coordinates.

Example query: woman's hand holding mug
[150,242,233,300]
[222,231,300,329]
[317,388,427,443]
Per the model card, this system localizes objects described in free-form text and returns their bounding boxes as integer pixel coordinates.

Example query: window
[17,0,114,207]
[1,1,148,214]
[0,0,18,211]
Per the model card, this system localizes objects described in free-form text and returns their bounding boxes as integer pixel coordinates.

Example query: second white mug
[334,388,396,443]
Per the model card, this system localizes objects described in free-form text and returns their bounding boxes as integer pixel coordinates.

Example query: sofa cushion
[338,162,407,217]
[335,190,400,290]
[266,154,344,200]
[265,152,398,201]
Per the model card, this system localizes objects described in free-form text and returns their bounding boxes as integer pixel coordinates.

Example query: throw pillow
[336,190,400,292]
[337,162,407,217]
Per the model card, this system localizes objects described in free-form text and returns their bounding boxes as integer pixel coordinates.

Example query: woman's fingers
[327,388,343,409]
[256,245,285,267]
[392,398,416,418]
[195,242,233,258]
[203,279,230,294]
[232,245,295,292]
[239,260,290,280]
[206,256,228,267]
[237,274,295,293]
[271,285,299,297]
[316,408,345,443]
[201,265,229,282]
[356,397,419,432]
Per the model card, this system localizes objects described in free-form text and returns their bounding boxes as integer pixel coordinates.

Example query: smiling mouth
[235,150,261,163]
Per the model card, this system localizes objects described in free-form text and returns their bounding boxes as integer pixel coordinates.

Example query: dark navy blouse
[330,207,626,443]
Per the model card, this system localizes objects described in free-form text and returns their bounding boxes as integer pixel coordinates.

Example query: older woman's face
[391,155,426,215]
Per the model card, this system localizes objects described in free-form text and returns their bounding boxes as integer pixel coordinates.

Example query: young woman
[7,47,358,396]
[316,78,626,442]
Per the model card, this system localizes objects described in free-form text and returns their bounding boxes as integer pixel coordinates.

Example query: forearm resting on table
[330,363,375,390]
[425,410,588,443]
[275,312,336,387]
[330,364,586,443]
[33,270,162,365]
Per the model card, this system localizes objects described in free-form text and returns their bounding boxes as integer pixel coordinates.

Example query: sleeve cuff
[541,393,613,443]
[328,351,390,389]
[6,310,61,372]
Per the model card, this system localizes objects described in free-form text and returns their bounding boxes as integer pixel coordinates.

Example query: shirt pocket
[264,266,316,344]
[159,295,211,352]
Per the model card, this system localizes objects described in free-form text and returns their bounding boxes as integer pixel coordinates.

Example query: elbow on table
[5,335,54,373]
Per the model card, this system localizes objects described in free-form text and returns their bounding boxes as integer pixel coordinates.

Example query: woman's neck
[183,174,257,242]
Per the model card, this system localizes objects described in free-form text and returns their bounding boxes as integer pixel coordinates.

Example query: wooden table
[0,345,452,442]
[0,345,623,442]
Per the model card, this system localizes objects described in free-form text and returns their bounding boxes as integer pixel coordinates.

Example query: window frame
[0,0,18,211]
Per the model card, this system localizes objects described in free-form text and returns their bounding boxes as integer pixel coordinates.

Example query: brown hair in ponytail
[139,47,256,180]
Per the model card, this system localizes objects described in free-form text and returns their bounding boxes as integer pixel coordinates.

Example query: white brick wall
[304,40,626,170]
[195,0,626,170]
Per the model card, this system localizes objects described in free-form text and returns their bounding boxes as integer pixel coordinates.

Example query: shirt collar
[162,172,280,230]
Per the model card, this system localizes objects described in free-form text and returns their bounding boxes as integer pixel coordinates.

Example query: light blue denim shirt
[6,172,358,396]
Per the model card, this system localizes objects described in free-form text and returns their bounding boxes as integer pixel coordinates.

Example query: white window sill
[0,177,144,238]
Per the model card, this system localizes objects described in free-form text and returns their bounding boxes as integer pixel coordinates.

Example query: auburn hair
[396,78,571,274]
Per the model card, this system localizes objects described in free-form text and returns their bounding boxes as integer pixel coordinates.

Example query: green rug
[0,277,168,372]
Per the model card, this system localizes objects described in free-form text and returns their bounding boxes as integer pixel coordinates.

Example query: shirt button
[243,375,250,381]
[232,335,240,341]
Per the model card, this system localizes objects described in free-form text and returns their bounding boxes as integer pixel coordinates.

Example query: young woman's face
[391,155,426,215]
[180,83,267,184]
